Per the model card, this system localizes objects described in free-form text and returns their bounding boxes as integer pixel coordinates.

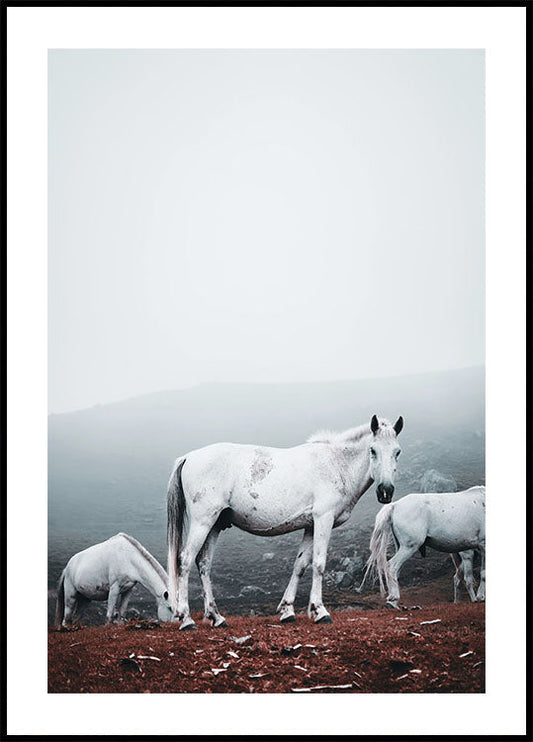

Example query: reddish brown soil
[49,588,484,694]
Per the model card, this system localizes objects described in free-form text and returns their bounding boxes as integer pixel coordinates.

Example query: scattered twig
[292,683,353,692]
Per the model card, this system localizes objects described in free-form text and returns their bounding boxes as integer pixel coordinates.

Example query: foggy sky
[48,50,484,414]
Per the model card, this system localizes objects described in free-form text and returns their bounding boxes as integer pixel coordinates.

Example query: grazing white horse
[360,486,485,608]
[167,414,404,630]
[55,533,173,627]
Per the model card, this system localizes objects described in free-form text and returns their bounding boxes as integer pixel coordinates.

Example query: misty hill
[49,366,485,623]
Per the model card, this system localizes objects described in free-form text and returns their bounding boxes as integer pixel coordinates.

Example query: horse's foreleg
[106,583,121,624]
[277,528,313,622]
[176,520,216,630]
[475,545,485,602]
[196,527,227,628]
[117,586,135,621]
[308,512,334,623]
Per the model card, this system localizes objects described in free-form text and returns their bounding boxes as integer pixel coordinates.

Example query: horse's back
[182,441,320,493]
[181,440,309,470]
[66,534,133,588]
[392,489,485,552]
[389,494,432,544]
[179,441,331,535]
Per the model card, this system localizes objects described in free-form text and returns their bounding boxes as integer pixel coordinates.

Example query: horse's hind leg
[196,527,227,628]
[385,544,418,608]
[277,528,313,623]
[62,585,79,627]
[475,545,485,602]
[60,574,81,626]
[177,518,219,630]
[308,512,334,623]
[460,550,477,602]
[451,553,463,603]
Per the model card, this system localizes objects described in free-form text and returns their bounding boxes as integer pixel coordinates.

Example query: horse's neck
[130,550,166,598]
[337,438,373,502]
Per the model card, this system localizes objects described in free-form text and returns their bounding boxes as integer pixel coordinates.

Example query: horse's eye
[370,448,376,457]
[395,450,401,458]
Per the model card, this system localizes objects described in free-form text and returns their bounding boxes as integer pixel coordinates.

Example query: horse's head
[369,414,403,504]
[157,590,174,622]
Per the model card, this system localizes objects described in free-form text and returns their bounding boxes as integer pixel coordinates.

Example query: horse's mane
[307,422,370,444]
[117,533,168,585]
[307,419,395,444]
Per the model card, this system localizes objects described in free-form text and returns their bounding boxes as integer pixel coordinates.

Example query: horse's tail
[55,569,66,628]
[167,457,187,614]
[357,504,395,596]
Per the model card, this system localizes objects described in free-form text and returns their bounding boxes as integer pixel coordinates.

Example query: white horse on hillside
[167,414,404,629]
[360,486,485,608]
[56,533,173,627]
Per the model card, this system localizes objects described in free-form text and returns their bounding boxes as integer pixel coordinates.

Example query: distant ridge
[49,365,484,418]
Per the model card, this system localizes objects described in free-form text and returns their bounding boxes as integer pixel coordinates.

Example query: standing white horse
[56,533,174,627]
[360,486,485,608]
[167,414,404,629]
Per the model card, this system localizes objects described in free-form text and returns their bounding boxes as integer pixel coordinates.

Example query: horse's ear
[164,590,169,600]
[393,416,404,436]
[370,415,379,434]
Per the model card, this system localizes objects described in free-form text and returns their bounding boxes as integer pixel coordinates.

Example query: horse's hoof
[179,622,197,631]
[213,619,228,628]
[315,614,333,624]
[385,601,399,610]
[280,614,296,624]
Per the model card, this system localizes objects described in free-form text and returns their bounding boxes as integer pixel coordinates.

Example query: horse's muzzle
[377,483,394,504]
